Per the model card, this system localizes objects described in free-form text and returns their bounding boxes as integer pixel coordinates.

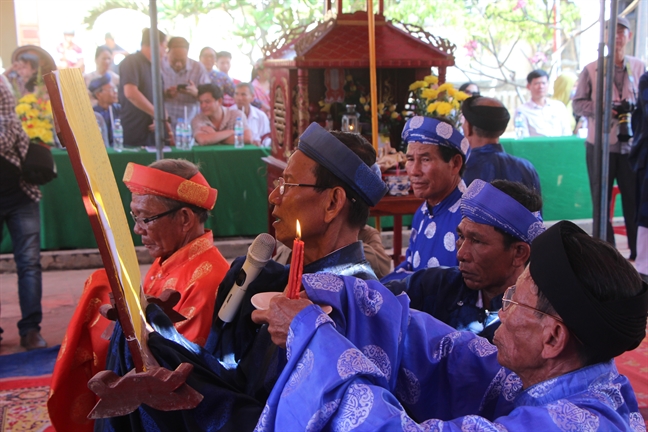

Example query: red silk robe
[47,230,229,431]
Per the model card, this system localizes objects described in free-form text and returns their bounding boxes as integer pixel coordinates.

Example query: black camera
[612,100,635,142]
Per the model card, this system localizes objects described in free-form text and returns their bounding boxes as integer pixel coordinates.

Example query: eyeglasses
[130,206,183,227]
[273,177,320,196]
[501,285,563,322]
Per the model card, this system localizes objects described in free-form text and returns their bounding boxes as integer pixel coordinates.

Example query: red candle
[287,220,304,299]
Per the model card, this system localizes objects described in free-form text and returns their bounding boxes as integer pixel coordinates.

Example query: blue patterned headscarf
[401,116,470,159]
[298,123,388,207]
[460,179,545,244]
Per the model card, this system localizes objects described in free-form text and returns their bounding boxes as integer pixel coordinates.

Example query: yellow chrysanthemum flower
[424,75,439,85]
[364,104,371,112]
[19,94,37,104]
[421,88,440,100]
[435,101,453,116]
[426,102,439,113]
[391,112,399,119]
[409,80,427,91]
[359,96,367,104]
[455,91,470,101]
[378,103,385,111]
[437,83,453,93]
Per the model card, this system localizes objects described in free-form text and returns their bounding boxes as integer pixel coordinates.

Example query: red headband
[123,163,217,210]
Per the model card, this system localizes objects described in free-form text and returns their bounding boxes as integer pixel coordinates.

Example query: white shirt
[229,104,271,147]
[515,98,572,137]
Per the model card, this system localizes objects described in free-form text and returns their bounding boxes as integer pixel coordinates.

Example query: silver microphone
[218,233,276,323]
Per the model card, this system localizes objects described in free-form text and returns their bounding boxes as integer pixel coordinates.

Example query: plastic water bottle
[184,121,193,149]
[514,112,524,140]
[113,119,124,151]
[234,117,244,148]
[175,118,185,149]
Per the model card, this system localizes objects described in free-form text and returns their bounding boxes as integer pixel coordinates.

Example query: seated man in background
[255,220,648,431]
[48,159,230,432]
[95,123,388,431]
[387,179,543,341]
[192,83,252,145]
[462,96,541,192]
[89,74,121,147]
[515,69,572,137]
[382,116,470,281]
[231,82,271,147]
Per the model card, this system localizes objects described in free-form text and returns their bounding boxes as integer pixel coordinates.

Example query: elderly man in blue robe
[461,96,542,192]
[382,116,470,282]
[253,220,648,431]
[96,123,388,431]
[386,179,543,341]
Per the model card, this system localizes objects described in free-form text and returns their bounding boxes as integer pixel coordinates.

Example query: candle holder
[341,104,360,134]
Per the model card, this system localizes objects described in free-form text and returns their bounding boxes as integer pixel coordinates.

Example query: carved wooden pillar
[438,66,447,84]
[296,68,310,138]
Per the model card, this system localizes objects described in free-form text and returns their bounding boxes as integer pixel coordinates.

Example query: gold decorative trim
[177,181,209,206]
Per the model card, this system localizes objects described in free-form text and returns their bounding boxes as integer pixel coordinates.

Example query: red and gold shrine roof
[263,11,455,69]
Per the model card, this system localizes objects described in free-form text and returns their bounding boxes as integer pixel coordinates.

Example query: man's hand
[251,295,313,348]
[179,80,198,98]
[165,86,178,99]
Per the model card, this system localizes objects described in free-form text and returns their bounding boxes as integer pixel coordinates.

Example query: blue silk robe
[463,143,542,193]
[383,186,463,283]
[257,275,645,431]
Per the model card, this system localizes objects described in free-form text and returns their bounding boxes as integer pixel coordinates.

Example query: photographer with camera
[573,15,646,260]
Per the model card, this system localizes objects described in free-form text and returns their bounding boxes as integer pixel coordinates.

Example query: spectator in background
[459,81,480,96]
[102,33,129,74]
[3,58,26,98]
[84,47,120,106]
[192,83,251,145]
[251,59,271,116]
[630,70,648,282]
[119,28,167,147]
[573,15,645,261]
[200,47,236,108]
[515,69,571,137]
[161,37,210,128]
[231,82,271,147]
[552,71,578,133]
[89,74,121,147]
[15,53,39,96]
[84,47,119,88]
[216,51,238,107]
[56,30,84,71]
[462,96,541,192]
[0,79,46,351]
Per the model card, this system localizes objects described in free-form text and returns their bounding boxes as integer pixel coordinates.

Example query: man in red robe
[47,159,230,432]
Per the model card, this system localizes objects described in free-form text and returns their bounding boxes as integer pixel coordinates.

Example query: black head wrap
[530,221,648,360]
[462,96,510,132]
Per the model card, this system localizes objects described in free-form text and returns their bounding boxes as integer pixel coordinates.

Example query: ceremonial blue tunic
[386,267,502,341]
[258,275,645,431]
[98,242,377,432]
[384,186,463,282]
[463,143,542,193]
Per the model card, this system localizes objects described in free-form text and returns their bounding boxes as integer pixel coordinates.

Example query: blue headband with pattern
[402,116,470,158]
[460,179,545,244]
[298,123,388,207]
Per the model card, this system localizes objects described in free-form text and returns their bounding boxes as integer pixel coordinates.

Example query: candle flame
[296,219,301,239]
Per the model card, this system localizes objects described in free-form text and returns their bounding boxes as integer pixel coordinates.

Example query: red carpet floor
[0,375,53,431]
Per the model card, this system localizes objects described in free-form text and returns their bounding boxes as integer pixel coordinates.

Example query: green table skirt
[500,136,621,221]
[1,137,621,253]
[1,145,270,253]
